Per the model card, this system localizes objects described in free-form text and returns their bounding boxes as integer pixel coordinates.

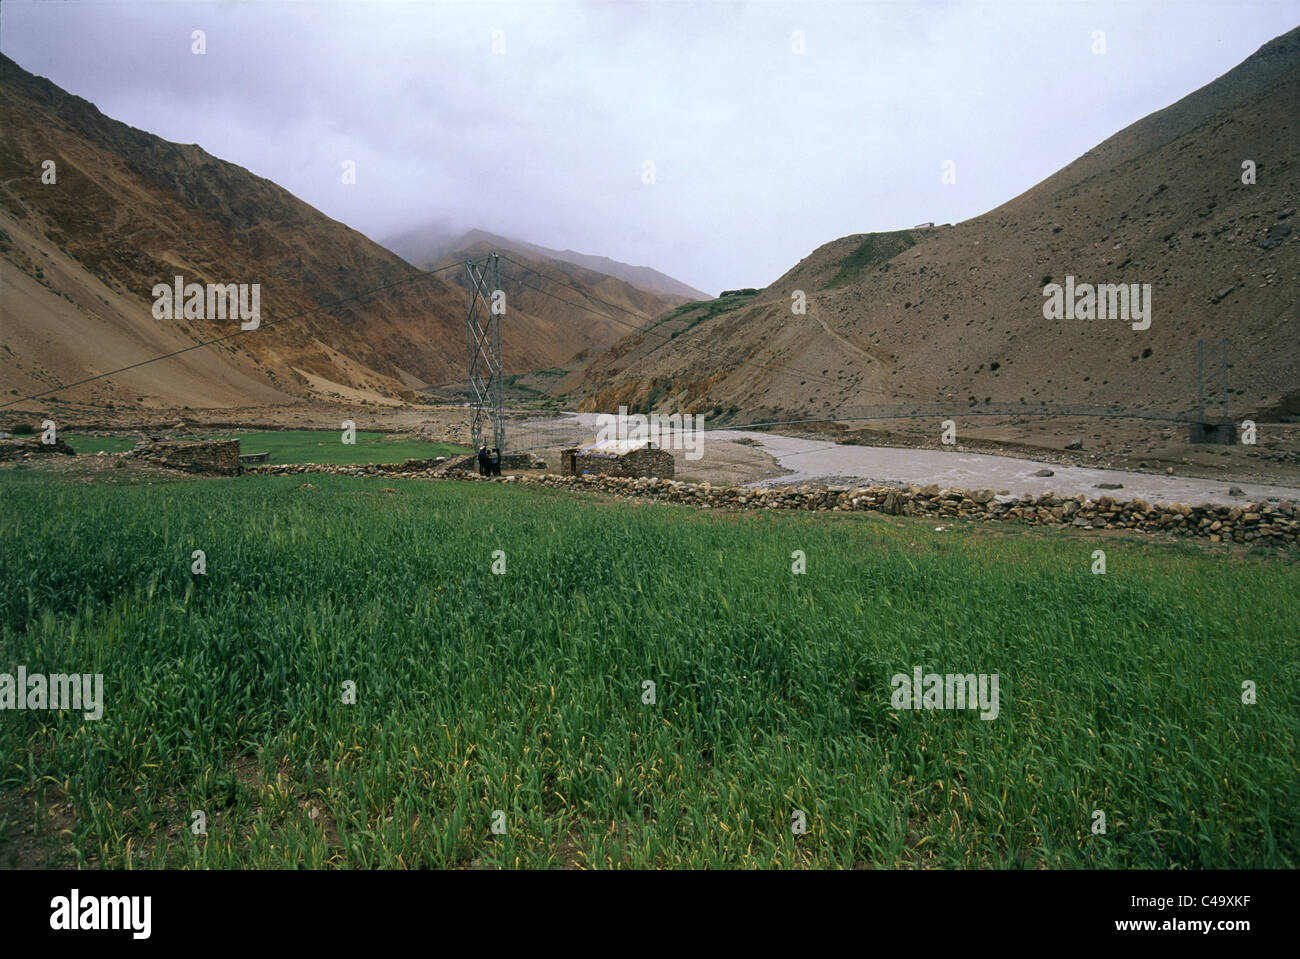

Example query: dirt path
[808,297,892,367]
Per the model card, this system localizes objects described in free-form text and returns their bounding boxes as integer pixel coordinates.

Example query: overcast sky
[3,1,1296,294]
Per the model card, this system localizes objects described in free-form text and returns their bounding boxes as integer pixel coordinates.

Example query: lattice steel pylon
[465,253,505,453]
[1188,337,1235,444]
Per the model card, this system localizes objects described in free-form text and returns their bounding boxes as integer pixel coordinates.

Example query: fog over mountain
[2,0,1296,293]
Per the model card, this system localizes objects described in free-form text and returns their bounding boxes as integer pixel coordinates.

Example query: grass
[827,230,918,288]
[500,374,567,411]
[641,293,757,342]
[64,430,466,465]
[62,434,138,454]
[0,469,1296,869]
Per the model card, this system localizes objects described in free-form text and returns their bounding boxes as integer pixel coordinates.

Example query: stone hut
[560,439,674,479]
[128,439,242,475]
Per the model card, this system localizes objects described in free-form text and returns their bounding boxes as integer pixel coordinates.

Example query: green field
[63,430,465,465]
[1,470,1296,868]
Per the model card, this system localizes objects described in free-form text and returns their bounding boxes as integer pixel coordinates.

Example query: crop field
[62,430,465,465]
[0,469,1296,869]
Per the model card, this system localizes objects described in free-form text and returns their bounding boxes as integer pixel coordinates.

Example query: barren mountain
[569,27,1300,430]
[388,225,710,301]
[428,239,690,371]
[0,55,618,411]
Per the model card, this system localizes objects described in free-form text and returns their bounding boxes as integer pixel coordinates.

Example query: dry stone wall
[0,438,76,461]
[244,462,1299,547]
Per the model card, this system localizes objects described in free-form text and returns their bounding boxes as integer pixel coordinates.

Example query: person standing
[477,446,489,476]
[489,447,502,476]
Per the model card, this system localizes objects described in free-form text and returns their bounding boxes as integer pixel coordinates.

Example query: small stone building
[128,439,242,475]
[560,439,674,479]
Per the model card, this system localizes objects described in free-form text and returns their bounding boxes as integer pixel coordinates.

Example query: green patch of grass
[827,231,918,288]
[223,430,466,465]
[0,471,1295,868]
[500,375,566,411]
[651,293,757,341]
[65,430,466,465]
[64,434,137,454]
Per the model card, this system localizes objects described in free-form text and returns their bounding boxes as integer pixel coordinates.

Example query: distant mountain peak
[384,224,710,301]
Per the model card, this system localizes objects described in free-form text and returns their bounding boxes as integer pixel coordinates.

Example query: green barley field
[1,469,1296,868]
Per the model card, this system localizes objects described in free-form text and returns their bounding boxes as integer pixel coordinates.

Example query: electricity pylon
[465,253,505,453]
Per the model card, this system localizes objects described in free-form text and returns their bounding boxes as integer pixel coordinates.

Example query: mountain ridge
[565,27,1300,428]
[386,224,711,301]
[0,54,634,409]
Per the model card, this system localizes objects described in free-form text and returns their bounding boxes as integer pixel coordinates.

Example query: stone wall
[241,463,1298,547]
[437,452,544,474]
[0,438,76,461]
[513,474,1297,547]
[128,439,242,475]
[384,456,451,472]
[438,452,479,473]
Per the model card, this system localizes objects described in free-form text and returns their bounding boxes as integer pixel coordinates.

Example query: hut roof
[579,438,653,458]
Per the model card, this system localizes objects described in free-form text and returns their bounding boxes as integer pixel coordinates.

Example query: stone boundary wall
[435,452,543,474]
[0,438,76,461]
[436,452,478,473]
[244,462,1298,547]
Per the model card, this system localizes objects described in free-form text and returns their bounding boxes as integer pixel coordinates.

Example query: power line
[489,258,1202,455]
[1,262,465,410]
[414,255,867,396]
[6,242,898,413]
[8,245,1012,430]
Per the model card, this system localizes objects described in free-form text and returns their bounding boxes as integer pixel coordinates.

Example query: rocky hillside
[0,55,615,410]
[568,27,1300,427]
